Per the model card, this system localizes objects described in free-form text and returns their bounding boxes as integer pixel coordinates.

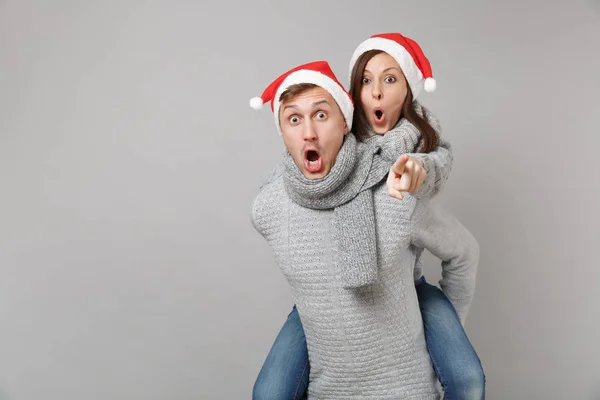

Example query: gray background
[1,1,599,399]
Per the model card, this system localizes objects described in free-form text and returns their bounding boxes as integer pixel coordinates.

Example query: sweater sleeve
[251,162,284,236]
[408,109,453,199]
[377,108,453,199]
[409,134,453,199]
[410,199,479,325]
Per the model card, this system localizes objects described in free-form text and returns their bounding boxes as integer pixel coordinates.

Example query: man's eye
[317,112,326,119]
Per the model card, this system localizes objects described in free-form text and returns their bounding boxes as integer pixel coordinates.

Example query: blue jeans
[253,278,485,400]
[253,305,310,400]
[415,276,486,400]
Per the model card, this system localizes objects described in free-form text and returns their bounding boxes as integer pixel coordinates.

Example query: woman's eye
[385,76,396,83]
[362,77,370,84]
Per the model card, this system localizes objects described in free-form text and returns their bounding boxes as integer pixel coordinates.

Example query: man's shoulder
[251,164,287,234]
[258,162,285,191]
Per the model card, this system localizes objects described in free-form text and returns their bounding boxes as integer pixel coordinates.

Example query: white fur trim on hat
[272,70,354,136]
[349,37,425,98]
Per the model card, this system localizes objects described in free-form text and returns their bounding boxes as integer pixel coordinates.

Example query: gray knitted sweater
[251,105,477,398]
[252,176,478,399]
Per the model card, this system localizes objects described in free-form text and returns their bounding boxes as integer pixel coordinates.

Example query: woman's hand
[386,154,426,200]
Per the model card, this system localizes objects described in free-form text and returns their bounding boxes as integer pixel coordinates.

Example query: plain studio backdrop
[1,1,599,399]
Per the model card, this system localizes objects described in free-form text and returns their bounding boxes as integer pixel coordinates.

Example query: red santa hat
[348,32,437,99]
[249,61,354,135]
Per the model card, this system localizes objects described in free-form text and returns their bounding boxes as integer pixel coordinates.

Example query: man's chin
[300,157,328,179]
[302,168,328,180]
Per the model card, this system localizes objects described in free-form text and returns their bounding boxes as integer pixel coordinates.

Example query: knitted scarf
[282,134,390,288]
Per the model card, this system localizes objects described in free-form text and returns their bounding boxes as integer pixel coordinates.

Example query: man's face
[279,87,348,180]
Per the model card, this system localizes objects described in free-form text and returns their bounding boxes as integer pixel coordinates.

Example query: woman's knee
[446,364,486,400]
[252,378,280,400]
[253,369,306,400]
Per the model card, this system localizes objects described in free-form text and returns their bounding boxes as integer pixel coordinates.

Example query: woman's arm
[379,106,453,199]
[410,199,479,325]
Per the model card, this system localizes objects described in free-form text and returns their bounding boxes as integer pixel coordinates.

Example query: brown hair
[349,50,439,153]
[277,83,318,125]
[279,83,318,106]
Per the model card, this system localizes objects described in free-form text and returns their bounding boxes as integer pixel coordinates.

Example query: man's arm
[410,199,479,325]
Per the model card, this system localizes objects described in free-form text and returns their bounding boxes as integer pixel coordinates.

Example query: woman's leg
[253,305,310,400]
[416,279,485,400]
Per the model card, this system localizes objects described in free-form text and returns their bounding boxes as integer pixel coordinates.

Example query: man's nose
[303,121,318,141]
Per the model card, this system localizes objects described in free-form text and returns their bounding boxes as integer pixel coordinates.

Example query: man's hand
[386,154,426,200]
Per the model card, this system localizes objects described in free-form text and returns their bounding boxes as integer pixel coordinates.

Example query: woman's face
[359,52,408,134]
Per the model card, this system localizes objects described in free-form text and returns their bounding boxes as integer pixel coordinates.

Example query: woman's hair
[349,50,439,153]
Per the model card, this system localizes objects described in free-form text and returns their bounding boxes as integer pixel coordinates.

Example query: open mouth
[306,150,319,162]
[374,108,384,122]
[304,149,323,174]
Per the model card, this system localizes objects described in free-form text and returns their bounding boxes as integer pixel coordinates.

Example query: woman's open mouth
[374,108,385,123]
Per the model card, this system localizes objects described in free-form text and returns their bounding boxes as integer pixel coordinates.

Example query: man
[249,61,478,399]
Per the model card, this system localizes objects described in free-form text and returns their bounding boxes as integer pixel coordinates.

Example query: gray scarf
[282,134,390,288]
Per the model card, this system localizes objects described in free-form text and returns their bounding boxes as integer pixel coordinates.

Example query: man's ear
[344,121,349,135]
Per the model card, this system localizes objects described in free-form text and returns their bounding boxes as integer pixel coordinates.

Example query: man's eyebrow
[312,99,331,107]
[282,104,298,112]
[282,99,331,112]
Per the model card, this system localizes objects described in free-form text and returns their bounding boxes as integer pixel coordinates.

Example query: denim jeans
[253,277,485,400]
[253,305,310,400]
[415,276,485,399]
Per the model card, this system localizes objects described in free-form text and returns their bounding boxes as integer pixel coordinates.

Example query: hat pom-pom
[249,97,264,110]
[424,78,437,93]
